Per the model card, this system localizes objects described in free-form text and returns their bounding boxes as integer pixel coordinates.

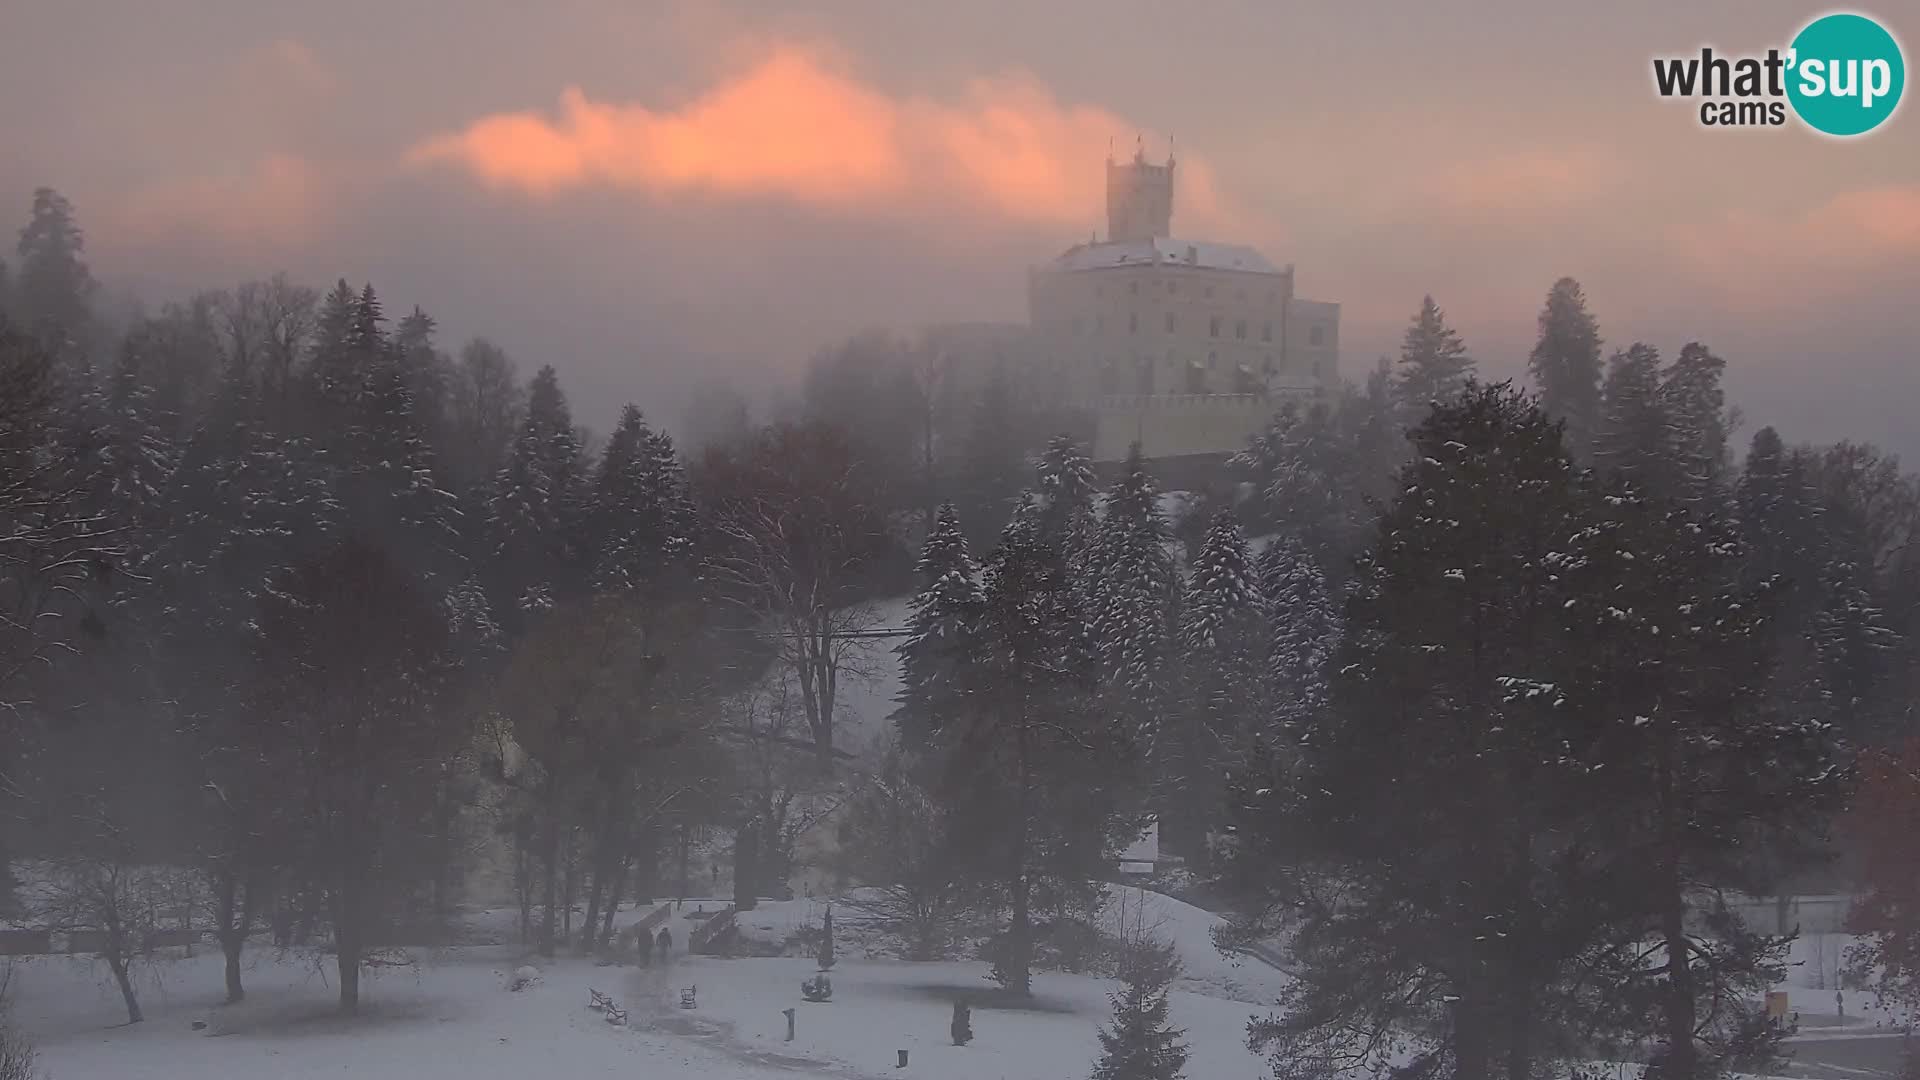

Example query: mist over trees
[1,187,1916,1080]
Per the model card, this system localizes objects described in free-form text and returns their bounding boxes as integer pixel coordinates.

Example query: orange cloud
[407,46,1243,233]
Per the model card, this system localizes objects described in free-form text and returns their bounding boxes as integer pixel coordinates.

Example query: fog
[3,6,1919,1079]
[2,0,1914,452]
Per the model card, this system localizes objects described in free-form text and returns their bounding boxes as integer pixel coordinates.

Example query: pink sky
[2,0,1915,454]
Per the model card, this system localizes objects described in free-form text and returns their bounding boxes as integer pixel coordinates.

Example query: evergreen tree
[1255,535,1336,733]
[1811,559,1898,733]
[310,279,360,415]
[395,305,452,462]
[1347,358,1406,512]
[1659,342,1731,508]
[62,330,179,551]
[1392,295,1474,426]
[1089,445,1177,718]
[14,187,96,363]
[1569,483,1843,1078]
[932,503,1129,998]
[1035,433,1099,566]
[349,283,384,356]
[895,502,983,748]
[487,364,587,613]
[590,405,693,590]
[343,328,460,581]
[1090,938,1188,1080]
[1168,508,1262,859]
[1527,277,1603,457]
[1233,400,1353,575]
[1225,385,1616,1080]
[1594,343,1669,493]
[1736,427,1829,704]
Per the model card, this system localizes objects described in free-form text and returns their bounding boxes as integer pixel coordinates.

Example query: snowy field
[9,892,1913,1079]
[9,888,1288,1080]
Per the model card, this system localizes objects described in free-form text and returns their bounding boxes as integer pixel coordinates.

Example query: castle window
[1130,281,1138,295]
[1204,286,1215,299]
[1310,326,1325,346]
[1261,321,1273,342]
[1129,312,1138,334]
[1209,316,1220,338]
[1264,354,1275,372]
[1237,289,1247,302]
[1207,351,1217,369]
[1168,281,1177,295]
[1164,312,1175,333]
[1235,320,1247,340]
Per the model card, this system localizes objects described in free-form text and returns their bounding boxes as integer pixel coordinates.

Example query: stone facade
[1022,150,1339,460]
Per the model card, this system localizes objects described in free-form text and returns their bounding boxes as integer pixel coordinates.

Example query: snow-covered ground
[9,942,804,1079]
[11,894,1912,1079]
[8,889,1284,1080]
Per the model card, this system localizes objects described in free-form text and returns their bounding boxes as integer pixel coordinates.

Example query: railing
[688,905,737,955]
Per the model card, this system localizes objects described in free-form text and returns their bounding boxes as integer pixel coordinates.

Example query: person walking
[656,926,674,964]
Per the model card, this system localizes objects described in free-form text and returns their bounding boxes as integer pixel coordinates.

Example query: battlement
[1106,148,1174,242]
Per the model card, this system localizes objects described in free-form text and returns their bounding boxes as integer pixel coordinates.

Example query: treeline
[879,283,1920,1078]
[3,182,1917,1080]
[0,188,949,1019]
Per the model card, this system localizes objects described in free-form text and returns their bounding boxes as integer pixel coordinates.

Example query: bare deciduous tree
[702,422,890,761]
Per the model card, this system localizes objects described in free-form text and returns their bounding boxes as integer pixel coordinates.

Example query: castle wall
[1087,387,1319,462]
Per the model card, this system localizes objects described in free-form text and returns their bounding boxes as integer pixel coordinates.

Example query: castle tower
[1105,141,1174,242]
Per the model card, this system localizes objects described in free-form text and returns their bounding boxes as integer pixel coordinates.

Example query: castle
[926,146,1340,463]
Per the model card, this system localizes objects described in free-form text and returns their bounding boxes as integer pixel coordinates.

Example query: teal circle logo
[1787,13,1905,136]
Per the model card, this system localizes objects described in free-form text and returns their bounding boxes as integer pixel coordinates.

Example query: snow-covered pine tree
[590,404,693,591]
[1734,427,1831,704]
[1167,507,1262,860]
[67,329,179,553]
[931,500,1126,998]
[1232,400,1358,580]
[1090,938,1188,1080]
[1392,295,1474,428]
[487,364,587,614]
[1569,480,1846,1078]
[1224,384,1618,1080]
[343,319,461,583]
[1254,535,1335,733]
[1089,444,1176,734]
[1035,433,1099,571]
[1594,343,1669,493]
[1527,277,1603,457]
[896,502,983,749]
[394,305,450,452]
[1812,558,1898,734]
